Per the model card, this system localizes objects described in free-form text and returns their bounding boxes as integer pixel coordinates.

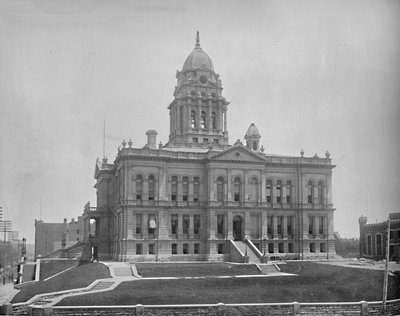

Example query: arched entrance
[233,215,244,241]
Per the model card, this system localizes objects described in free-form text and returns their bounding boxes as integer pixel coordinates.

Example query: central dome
[182,32,214,71]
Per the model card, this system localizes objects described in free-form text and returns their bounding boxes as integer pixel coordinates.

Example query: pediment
[210,145,266,163]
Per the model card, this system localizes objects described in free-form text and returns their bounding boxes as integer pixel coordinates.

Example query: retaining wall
[4,299,400,316]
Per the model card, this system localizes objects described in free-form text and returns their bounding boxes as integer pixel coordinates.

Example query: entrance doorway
[233,216,243,241]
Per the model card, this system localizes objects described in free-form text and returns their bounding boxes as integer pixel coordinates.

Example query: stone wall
[7,299,400,316]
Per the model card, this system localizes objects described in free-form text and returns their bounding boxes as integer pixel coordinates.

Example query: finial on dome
[195,31,200,48]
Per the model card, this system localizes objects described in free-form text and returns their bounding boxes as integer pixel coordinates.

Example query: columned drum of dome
[166,31,229,149]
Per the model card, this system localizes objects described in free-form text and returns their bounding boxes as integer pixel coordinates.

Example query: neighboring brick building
[34,217,83,258]
[359,213,400,261]
[82,32,337,262]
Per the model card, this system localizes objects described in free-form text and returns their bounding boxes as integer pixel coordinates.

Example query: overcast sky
[1,0,399,243]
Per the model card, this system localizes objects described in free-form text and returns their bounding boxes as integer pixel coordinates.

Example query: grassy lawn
[58,262,400,306]
[12,263,110,303]
[136,262,262,277]
[39,260,78,281]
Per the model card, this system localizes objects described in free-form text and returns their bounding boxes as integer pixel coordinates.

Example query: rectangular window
[171,176,177,201]
[319,216,324,235]
[183,215,190,235]
[136,214,142,235]
[390,231,394,240]
[217,214,224,235]
[203,138,208,143]
[218,243,225,254]
[251,214,260,239]
[276,183,282,204]
[268,243,274,253]
[367,235,372,255]
[267,216,273,237]
[193,138,198,143]
[77,229,79,234]
[213,139,219,144]
[309,216,314,235]
[193,177,200,202]
[183,243,189,254]
[310,243,315,253]
[287,216,293,235]
[277,216,283,235]
[149,244,155,255]
[171,214,178,235]
[182,177,188,201]
[288,243,294,253]
[148,214,156,237]
[194,243,200,254]
[266,181,272,203]
[171,243,177,254]
[136,244,143,255]
[376,235,382,256]
[278,243,284,253]
[320,243,326,253]
[194,215,201,235]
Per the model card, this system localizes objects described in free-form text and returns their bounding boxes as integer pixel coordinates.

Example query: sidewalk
[0,283,18,305]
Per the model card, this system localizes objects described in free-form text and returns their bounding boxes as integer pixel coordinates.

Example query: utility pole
[381,217,390,315]
[0,220,13,284]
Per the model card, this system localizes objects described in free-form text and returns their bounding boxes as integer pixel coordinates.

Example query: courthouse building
[82,33,336,262]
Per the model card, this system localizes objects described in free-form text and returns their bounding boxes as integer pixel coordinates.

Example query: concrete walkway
[0,283,18,305]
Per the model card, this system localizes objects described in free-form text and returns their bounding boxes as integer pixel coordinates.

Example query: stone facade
[82,33,337,262]
[359,213,400,261]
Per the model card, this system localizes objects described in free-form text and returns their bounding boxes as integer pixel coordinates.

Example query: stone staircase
[13,262,141,309]
[233,241,261,263]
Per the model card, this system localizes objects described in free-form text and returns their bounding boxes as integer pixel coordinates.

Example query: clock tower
[166,32,229,148]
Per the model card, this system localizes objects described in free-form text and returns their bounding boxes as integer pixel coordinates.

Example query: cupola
[244,123,261,151]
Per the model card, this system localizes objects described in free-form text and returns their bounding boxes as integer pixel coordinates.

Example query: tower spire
[195,31,200,48]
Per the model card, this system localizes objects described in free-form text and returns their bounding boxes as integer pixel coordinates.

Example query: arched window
[171,176,178,201]
[286,180,292,204]
[266,180,272,203]
[201,111,206,128]
[317,181,323,204]
[148,175,155,201]
[182,176,189,201]
[217,176,225,202]
[233,177,241,202]
[249,177,259,202]
[136,175,143,200]
[276,180,282,204]
[191,111,196,128]
[212,112,217,129]
[307,181,314,204]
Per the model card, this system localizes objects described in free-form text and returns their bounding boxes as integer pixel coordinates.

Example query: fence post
[293,302,300,316]
[360,301,368,316]
[217,302,225,316]
[136,304,144,316]
[43,306,53,316]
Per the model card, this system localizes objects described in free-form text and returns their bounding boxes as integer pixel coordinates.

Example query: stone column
[197,99,201,129]
[189,215,194,238]
[283,216,288,239]
[227,211,233,239]
[143,213,148,239]
[207,100,212,130]
[273,215,278,239]
[227,169,232,201]
[245,212,251,238]
[189,177,194,202]
[127,209,134,239]
[178,214,183,237]
[178,177,182,202]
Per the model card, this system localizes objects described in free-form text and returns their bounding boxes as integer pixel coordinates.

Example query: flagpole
[381,217,390,315]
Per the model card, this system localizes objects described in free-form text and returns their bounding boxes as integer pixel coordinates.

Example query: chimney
[63,218,67,224]
[146,130,158,149]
